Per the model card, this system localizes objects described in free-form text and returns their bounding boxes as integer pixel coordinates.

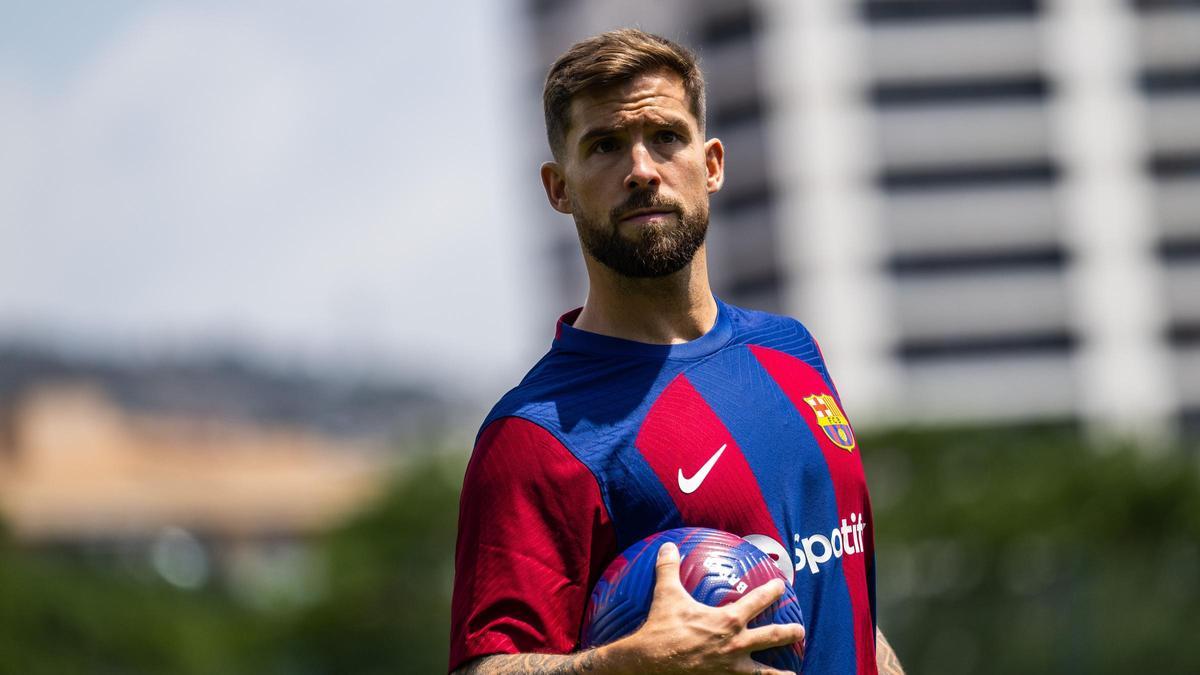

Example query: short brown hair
[543,29,706,159]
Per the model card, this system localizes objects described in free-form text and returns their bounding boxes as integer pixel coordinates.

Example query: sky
[0,1,546,396]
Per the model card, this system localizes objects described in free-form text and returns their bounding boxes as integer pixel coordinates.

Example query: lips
[619,208,677,223]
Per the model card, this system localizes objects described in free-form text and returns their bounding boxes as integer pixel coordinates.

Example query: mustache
[610,190,683,222]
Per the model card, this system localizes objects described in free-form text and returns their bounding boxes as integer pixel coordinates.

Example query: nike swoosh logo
[677,444,727,494]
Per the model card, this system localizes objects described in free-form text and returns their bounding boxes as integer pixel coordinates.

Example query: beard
[574,189,709,279]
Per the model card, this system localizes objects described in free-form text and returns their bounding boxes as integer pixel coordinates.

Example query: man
[450,29,904,674]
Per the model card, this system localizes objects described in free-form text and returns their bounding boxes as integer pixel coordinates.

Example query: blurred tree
[0,536,259,675]
[864,426,1200,674]
[282,453,464,675]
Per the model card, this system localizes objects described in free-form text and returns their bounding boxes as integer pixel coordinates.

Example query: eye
[592,138,618,154]
[656,130,681,144]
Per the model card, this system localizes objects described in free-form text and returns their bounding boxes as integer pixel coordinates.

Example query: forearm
[876,628,905,675]
[454,643,626,675]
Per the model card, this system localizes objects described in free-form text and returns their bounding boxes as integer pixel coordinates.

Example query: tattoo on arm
[876,628,906,675]
[456,650,600,674]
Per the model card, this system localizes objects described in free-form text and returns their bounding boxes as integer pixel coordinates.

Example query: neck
[573,245,718,344]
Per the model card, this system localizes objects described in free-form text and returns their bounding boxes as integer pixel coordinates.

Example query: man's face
[541,69,724,278]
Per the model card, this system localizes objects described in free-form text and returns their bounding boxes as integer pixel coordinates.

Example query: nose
[624,142,661,190]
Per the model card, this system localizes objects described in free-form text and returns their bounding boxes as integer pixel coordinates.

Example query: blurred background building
[0,346,456,605]
[524,0,1200,438]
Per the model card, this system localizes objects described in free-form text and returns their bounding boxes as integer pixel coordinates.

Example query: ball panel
[581,527,804,672]
[582,531,674,646]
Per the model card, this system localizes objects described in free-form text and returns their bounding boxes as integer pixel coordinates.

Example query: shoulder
[479,344,668,448]
[469,416,580,482]
[478,350,577,441]
[465,416,608,512]
[722,302,821,355]
[720,302,838,394]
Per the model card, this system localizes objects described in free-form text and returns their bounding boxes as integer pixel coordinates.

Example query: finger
[652,542,687,599]
[733,622,806,653]
[730,578,786,623]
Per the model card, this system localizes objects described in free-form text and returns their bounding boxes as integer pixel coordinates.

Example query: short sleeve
[448,416,616,672]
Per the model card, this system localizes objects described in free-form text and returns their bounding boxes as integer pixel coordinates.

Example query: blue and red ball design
[581,527,804,671]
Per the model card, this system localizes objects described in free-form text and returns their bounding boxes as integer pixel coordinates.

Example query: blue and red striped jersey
[450,299,877,674]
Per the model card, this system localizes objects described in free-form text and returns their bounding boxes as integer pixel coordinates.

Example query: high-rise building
[522,0,1200,437]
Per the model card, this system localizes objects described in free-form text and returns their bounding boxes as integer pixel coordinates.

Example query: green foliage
[1,432,1197,674]
[282,454,464,675]
[0,454,467,675]
[0,545,261,675]
[862,426,1200,674]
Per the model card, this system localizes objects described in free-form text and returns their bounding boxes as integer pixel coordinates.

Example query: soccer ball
[580,527,804,671]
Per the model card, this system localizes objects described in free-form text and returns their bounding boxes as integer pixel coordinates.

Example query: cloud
[0,2,535,393]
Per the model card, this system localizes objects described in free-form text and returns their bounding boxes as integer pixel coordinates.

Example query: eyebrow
[578,125,622,147]
[576,116,691,147]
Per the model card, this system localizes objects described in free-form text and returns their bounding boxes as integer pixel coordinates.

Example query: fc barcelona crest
[802,394,856,451]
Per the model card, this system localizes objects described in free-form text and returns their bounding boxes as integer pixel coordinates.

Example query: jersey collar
[552,297,734,360]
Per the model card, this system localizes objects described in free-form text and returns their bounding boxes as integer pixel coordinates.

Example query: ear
[540,162,573,214]
[703,138,725,194]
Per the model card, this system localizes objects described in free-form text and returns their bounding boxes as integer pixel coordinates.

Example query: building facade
[522,0,1200,437]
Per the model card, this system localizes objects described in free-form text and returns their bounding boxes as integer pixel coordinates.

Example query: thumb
[653,541,685,599]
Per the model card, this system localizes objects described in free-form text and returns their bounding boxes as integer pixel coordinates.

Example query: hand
[606,542,805,674]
